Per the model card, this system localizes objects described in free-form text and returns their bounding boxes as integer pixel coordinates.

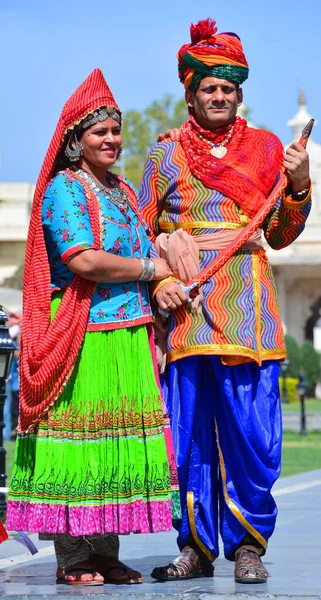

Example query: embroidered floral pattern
[55,228,75,244]
[63,173,77,196]
[97,285,111,301]
[43,171,153,327]
[61,210,70,224]
[77,222,88,231]
[114,302,130,320]
[46,202,54,222]
[111,236,126,254]
[73,200,87,217]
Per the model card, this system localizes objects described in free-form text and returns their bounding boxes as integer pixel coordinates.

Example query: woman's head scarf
[20,69,121,432]
[178,18,249,91]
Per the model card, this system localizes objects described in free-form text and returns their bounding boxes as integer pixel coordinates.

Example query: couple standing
[6,18,311,586]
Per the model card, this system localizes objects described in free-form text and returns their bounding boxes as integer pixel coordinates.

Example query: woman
[6,69,179,585]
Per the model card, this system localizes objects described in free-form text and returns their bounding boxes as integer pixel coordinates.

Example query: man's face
[185,76,243,130]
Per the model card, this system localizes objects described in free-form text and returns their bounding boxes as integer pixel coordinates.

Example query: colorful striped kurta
[139,140,311,365]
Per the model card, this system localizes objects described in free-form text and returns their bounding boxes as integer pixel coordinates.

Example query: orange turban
[178,18,249,91]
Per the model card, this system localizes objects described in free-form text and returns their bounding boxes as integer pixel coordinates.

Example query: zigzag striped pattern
[139,141,312,365]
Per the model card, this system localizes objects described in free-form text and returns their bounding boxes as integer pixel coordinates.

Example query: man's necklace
[197,125,234,158]
[75,168,130,212]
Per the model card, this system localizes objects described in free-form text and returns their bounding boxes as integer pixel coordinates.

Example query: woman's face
[79,116,122,171]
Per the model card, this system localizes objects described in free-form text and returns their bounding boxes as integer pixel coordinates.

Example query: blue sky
[1,0,320,182]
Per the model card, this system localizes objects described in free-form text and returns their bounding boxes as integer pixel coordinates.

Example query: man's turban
[178,18,249,91]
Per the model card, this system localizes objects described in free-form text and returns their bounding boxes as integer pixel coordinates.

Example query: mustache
[209,102,228,108]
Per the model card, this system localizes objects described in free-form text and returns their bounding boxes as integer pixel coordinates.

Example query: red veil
[19,69,120,433]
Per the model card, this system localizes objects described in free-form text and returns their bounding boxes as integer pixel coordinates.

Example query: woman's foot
[92,554,143,584]
[56,561,104,585]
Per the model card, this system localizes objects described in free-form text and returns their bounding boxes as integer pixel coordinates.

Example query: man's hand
[155,281,188,312]
[152,258,174,280]
[284,142,310,192]
[158,128,181,142]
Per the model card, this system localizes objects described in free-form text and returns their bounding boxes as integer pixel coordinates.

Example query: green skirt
[7,308,180,535]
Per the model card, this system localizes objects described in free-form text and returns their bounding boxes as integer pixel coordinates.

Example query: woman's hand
[152,258,174,280]
[157,128,181,142]
[155,281,188,311]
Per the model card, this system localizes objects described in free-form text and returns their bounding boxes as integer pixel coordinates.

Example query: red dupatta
[19,69,121,433]
[0,522,8,544]
[180,115,285,217]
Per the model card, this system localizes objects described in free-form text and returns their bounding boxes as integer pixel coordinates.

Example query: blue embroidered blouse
[42,171,153,331]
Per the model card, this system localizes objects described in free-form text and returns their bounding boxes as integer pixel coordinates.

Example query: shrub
[301,341,321,397]
[279,376,299,403]
[284,335,301,378]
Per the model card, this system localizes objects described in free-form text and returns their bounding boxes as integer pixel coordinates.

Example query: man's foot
[234,547,268,584]
[92,555,143,584]
[151,546,214,581]
[56,561,104,585]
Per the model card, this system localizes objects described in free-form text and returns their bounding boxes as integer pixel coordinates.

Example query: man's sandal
[151,546,214,581]
[92,555,143,584]
[234,548,268,584]
[56,566,104,586]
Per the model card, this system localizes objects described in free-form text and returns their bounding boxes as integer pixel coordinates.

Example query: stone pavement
[0,469,320,599]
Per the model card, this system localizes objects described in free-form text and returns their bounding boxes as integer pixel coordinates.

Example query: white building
[1,92,321,347]
[0,182,34,311]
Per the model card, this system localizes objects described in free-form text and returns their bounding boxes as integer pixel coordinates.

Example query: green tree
[240,105,271,132]
[116,94,187,188]
[284,334,301,378]
[301,340,321,397]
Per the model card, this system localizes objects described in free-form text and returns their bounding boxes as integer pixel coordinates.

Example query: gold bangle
[150,276,179,299]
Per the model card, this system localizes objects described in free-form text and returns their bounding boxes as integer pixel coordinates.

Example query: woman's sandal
[104,564,143,584]
[56,565,104,586]
[92,555,143,584]
[234,548,268,584]
[151,546,214,581]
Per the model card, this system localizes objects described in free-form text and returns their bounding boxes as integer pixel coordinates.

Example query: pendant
[210,145,227,158]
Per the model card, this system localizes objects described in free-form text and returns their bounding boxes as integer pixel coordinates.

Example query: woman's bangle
[150,276,179,298]
[138,257,155,282]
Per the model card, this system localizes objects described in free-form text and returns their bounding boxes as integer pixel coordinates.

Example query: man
[139,18,311,583]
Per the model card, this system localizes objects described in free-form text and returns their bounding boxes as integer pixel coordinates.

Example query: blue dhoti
[162,356,282,561]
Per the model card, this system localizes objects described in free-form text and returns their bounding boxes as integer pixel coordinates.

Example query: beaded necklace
[75,168,130,212]
[197,124,234,158]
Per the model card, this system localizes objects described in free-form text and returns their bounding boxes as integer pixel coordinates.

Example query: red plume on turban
[190,17,217,44]
[19,69,120,433]
[178,18,249,90]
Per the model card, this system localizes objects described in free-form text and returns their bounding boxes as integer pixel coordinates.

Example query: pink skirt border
[6,499,173,536]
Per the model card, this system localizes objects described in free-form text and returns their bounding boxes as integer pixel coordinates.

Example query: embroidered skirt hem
[7,324,179,535]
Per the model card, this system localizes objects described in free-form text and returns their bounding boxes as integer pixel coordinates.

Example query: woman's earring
[117,146,123,158]
[64,132,83,162]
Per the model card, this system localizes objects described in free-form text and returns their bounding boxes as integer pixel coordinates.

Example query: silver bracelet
[138,257,155,282]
